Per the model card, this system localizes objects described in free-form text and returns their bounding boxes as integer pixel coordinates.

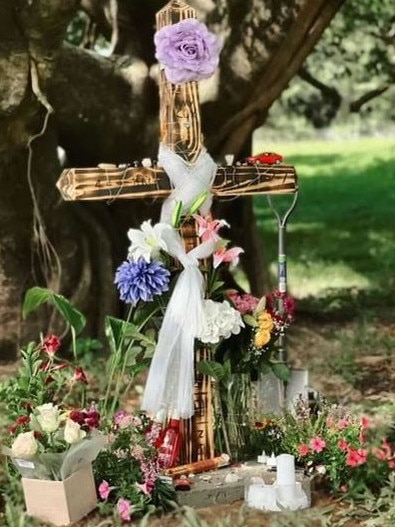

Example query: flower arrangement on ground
[94,410,175,522]
[255,397,395,496]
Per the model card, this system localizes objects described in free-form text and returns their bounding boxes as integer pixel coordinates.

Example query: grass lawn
[253,137,395,299]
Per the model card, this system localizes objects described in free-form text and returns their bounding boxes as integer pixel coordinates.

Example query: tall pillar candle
[276,454,296,485]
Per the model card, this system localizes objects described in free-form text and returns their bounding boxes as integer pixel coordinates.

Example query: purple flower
[114,259,170,305]
[155,18,221,84]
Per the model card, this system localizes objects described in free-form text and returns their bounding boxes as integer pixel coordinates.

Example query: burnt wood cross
[57,0,298,464]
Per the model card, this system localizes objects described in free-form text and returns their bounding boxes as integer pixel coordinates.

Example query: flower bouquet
[94,410,176,523]
[271,397,395,496]
[2,401,106,525]
[0,325,106,526]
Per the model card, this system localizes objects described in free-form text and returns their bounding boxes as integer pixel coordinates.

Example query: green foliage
[269,0,395,131]
[0,342,86,422]
[254,138,395,302]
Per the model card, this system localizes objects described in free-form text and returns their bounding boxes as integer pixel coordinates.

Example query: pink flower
[309,437,326,453]
[194,215,229,242]
[360,416,369,429]
[381,439,392,456]
[298,443,309,456]
[42,334,61,356]
[117,498,132,522]
[326,416,335,427]
[98,480,112,500]
[131,444,145,461]
[213,246,244,269]
[227,292,259,315]
[340,485,348,493]
[337,418,349,429]
[372,440,393,461]
[372,446,387,461]
[114,411,135,429]
[346,448,368,467]
[338,438,349,451]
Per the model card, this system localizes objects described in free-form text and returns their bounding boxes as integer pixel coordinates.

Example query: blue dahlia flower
[114,259,171,305]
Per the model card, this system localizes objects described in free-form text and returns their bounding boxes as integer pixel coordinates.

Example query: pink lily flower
[194,215,229,242]
[213,245,244,269]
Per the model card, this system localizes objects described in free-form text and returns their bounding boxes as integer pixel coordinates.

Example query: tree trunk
[0,0,345,359]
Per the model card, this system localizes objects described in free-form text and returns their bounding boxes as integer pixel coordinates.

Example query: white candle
[276,454,296,485]
[247,483,266,510]
[262,484,281,511]
[266,452,277,468]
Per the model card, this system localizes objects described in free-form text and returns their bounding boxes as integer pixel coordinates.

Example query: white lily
[127,220,171,262]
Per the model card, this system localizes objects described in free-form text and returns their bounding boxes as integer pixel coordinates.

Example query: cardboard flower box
[22,464,97,526]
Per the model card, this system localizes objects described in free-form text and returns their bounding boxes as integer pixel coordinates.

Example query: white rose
[11,431,38,459]
[64,419,87,444]
[316,465,327,475]
[35,403,61,433]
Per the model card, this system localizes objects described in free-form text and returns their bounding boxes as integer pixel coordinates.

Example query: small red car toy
[245,152,284,165]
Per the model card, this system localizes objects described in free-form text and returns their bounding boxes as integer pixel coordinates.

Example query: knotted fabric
[159,143,217,223]
[141,143,217,418]
[141,229,215,418]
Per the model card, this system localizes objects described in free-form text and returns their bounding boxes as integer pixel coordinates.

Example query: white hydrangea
[198,299,244,344]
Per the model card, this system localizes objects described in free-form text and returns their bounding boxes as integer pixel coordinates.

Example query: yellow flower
[256,310,274,332]
[254,329,271,348]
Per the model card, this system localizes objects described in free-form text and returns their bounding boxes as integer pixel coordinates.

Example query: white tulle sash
[141,229,215,418]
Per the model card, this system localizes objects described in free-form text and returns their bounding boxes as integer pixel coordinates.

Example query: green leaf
[209,280,225,295]
[105,316,126,353]
[197,360,224,381]
[22,286,86,334]
[22,287,52,319]
[271,361,292,382]
[171,200,183,228]
[188,191,208,215]
[222,359,232,383]
[243,314,258,327]
[52,294,86,334]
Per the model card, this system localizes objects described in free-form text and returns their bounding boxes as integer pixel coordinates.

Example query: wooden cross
[57,0,298,464]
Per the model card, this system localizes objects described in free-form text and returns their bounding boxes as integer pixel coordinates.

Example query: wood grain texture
[156,1,203,163]
[57,164,298,201]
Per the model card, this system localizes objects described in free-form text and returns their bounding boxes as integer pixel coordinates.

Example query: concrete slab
[176,463,310,509]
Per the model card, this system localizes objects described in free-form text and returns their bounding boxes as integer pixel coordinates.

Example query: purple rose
[155,18,221,84]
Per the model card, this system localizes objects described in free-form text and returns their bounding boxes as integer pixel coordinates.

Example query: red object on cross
[245,152,284,165]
